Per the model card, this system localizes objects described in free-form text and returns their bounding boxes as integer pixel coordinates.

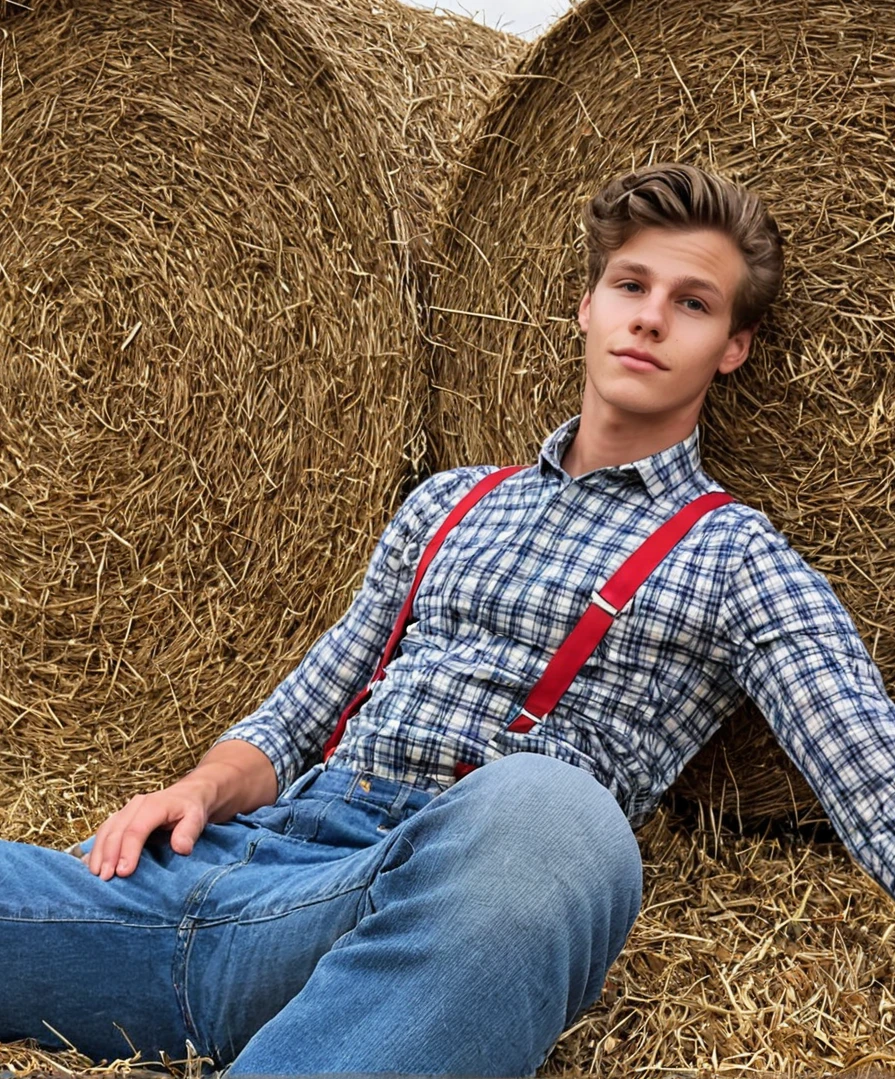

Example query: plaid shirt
[218,416,895,897]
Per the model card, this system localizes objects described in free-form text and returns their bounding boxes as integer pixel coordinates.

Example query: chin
[598,390,673,416]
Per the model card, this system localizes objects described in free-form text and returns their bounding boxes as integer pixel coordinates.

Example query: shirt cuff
[213,719,302,796]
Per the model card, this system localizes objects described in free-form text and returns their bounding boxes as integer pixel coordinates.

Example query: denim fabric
[0,754,642,1077]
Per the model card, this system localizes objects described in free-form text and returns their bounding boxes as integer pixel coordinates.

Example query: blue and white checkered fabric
[218,416,895,897]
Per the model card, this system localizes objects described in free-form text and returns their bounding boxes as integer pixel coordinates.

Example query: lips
[611,349,668,371]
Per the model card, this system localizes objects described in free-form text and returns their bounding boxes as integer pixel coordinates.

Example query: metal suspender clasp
[517,706,546,725]
[506,706,545,733]
[590,590,619,618]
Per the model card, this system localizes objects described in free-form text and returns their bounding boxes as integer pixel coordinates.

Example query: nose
[629,294,668,340]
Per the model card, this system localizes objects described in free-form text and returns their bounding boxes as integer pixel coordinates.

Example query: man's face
[578,226,753,428]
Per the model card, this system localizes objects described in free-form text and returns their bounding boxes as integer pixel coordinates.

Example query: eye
[619,281,643,293]
[682,297,706,312]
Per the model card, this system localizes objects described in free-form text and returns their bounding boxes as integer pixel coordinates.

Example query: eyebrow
[608,260,726,303]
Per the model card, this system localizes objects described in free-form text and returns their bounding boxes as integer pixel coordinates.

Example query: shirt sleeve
[719,518,895,898]
[214,466,496,792]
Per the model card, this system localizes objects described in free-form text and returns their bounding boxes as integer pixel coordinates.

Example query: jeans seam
[0,915,179,927]
[224,883,369,927]
[174,838,263,1052]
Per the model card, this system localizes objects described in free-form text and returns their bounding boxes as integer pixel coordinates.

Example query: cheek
[674,316,724,353]
[588,295,623,331]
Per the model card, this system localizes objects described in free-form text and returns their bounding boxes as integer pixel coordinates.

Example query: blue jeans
[0,753,642,1076]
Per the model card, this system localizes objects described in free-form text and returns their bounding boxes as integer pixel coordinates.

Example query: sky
[409,0,571,39]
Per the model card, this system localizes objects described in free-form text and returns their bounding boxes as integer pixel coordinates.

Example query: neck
[561,393,698,478]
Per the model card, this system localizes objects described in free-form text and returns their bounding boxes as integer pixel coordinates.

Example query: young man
[2,164,894,1077]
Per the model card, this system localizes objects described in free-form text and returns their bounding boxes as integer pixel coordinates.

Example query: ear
[717,325,754,375]
[578,290,593,334]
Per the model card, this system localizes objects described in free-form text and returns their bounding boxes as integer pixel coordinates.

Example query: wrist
[185,740,279,820]
[174,765,228,816]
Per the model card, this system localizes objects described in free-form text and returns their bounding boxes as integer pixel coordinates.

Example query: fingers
[169,810,206,856]
[87,795,141,880]
[87,794,168,880]
[116,801,163,878]
[84,786,212,880]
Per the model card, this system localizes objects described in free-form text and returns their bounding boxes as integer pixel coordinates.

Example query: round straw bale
[271,0,523,249]
[426,0,895,822]
[0,0,442,845]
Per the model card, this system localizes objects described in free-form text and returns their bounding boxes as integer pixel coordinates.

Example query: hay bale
[270,0,523,246]
[426,0,895,821]
[0,0,519,845]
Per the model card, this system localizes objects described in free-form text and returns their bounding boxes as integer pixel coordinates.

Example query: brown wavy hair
[583,164,784,333]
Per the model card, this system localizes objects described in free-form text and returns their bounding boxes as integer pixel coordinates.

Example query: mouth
[611,349,668,372]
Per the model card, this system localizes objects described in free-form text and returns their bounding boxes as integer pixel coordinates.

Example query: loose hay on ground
[426,0,895,821]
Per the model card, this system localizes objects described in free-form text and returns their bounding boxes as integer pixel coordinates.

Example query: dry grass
[0,1045,209,1078]
[0,0,419,845]
[5,0,895,1075]
[270,0,522,251]
[426,0,895,821]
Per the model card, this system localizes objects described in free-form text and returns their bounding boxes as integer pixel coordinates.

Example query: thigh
[182,796,398,1065]
[0,815,265,1062]
[228,756,642,1078]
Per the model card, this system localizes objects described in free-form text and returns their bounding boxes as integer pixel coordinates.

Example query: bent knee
[442,753,641,882]
[466,752,630,825]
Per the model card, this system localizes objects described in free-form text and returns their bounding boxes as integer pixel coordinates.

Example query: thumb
[169,810,206,855]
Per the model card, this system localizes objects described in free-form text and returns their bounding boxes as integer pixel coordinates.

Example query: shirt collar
[538,415,702,500]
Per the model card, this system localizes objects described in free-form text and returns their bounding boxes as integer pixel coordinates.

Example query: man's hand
[86,776,216,880]
[83,739,279,880]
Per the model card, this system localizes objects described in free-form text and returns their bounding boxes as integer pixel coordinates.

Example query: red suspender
[322,465,528,760]
[505,490,734,734]
[323,465,734,767]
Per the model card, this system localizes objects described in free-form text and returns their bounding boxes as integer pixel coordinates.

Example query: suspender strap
[507,490,734,734]
[322,465,528,760]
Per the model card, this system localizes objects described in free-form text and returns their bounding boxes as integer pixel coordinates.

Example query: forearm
[742,639,895,899]
[181,739,279,821]
[213,598,398,794]
[213,522,422,791]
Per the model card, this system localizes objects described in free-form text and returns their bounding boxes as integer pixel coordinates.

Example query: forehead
[604,227,746,304]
